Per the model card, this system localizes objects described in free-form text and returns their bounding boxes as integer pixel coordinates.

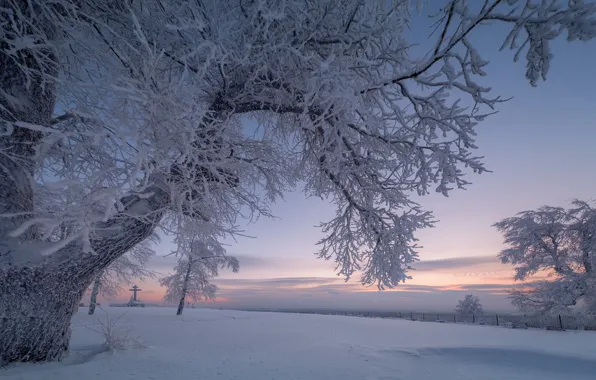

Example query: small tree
[160,236,239,315]
[455,294,484,319]
[494,200,596,314]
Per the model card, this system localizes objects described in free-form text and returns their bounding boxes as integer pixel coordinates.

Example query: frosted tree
[494,200,596,314]
[87,234,158,315]
[455,294,484,318]
[159,236,239,315]
[1,0,595,364]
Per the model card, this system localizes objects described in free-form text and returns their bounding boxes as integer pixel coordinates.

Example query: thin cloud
[147,253,272,274]
[138,254,524,312]
[213,278,517,312]
[214,276,518,299]
[437,283,513,293]
[234,255,270,268]
[412,256,499,272]
[215,277,339,288]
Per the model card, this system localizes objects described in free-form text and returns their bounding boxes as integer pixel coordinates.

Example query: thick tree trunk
[0,265,92,365]
[0,180,170,365]
[176,258,193,316]
[88,276,102,315]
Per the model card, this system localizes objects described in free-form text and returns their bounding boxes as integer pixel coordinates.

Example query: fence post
[472,314,475,324]
[496,314,499,327]
[559,314,563,330]
[453,314,456,323]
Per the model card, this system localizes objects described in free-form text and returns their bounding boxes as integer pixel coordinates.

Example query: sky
[100,4,596,312]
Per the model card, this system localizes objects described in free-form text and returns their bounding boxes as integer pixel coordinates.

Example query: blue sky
[108,5,596,312]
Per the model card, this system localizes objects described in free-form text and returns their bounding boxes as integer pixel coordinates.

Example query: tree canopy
[455,294,484,317]
[3,0,595,289]
[495,200,596,314]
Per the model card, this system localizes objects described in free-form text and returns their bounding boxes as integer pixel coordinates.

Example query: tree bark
[0,265,90,365]
[176,293,186,316]
[0,178,170,364]
[88,276,102,315]
[176,257,194,316]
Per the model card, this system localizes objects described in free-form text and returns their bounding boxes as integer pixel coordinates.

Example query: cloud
[398,285,442,293]
[213,276,519,296]
[147,253,275,275]
[105,272,521,312]
[147,254,178,273]
[215,277,339,288]
[234,255,270,268]
[137,253,522,312]
[209,275,519,312]
[412,256,499,272]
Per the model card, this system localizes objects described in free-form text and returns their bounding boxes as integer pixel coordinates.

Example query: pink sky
[102,253,551,312]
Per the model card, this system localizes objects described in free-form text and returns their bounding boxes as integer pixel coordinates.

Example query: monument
[127,285,145,307]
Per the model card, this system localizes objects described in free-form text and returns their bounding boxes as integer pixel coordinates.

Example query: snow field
[3,307,596,380]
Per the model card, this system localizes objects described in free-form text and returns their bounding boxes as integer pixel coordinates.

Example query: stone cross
[129,285,142,302]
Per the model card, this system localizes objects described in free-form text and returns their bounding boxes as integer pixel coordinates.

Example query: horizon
[100,254,544,313]
[95,6,596,314]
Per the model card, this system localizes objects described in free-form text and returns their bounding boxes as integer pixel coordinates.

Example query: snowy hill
[4,307,596,380]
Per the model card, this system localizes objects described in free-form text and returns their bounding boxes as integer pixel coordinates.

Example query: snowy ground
[3,307,596,380]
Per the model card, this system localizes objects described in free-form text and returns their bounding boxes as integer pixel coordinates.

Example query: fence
[245,308,596,331]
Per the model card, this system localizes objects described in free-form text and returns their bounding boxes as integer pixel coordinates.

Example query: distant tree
[494,200,596,314]
[159,236,239,315]
[455,294,484,318]
[87,234,159,315]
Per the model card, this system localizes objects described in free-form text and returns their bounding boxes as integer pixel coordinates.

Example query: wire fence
[248,309,596,331]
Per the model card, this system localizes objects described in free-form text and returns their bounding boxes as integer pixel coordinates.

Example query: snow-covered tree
[1,0,595,364]
[494,200,596,314]
[159,236,239,315]
[455,294,484,318]
[87,234,158,315]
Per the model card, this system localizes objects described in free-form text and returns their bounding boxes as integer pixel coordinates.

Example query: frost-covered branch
[2,0,595,288]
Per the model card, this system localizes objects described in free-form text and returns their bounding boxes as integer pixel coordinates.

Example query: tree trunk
[176,258,194,316]
[0,265,92,365]
[0,185,169,365]
[88,276,102,315]
[176,293,187,316]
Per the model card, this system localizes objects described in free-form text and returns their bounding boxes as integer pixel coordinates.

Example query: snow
[4,307,596,380]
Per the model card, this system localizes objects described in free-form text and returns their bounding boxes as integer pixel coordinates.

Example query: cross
[129,285,142,302]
